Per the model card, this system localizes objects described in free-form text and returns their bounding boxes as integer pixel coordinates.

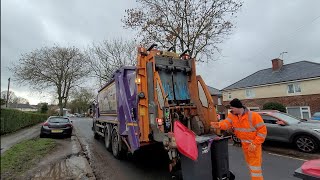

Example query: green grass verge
[1,138,56,178]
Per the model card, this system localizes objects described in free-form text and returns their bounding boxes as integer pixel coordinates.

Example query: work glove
[210,122,220,129]
[248,143,256,152]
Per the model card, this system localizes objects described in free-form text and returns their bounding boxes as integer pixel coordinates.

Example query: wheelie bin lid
[301,159,320,178]
[174,121,198,161]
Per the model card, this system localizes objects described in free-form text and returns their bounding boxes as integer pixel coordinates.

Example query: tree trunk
[58,97,63,116]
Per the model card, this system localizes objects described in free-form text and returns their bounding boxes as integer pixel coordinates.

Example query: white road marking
[268,152,307,161]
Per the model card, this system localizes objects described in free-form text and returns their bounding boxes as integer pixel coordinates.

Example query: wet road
[72,117,171,180]
[229,144,305,180]
[73,117,310,180]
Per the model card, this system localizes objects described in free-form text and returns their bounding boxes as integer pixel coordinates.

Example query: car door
[261,114,291,142]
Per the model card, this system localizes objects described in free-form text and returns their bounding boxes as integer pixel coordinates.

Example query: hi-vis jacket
[219,109,267,145]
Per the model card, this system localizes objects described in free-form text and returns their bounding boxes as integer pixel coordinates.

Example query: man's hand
[210,122,220,129]
[248,143,256,152]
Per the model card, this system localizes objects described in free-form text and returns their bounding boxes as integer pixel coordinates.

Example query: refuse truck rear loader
[92,44,233,179]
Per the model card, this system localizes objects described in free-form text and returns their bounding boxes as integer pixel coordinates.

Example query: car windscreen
[48,118,69,123]
[273,112,301,124]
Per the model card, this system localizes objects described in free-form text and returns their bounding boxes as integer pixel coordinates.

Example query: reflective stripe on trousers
[242,144,264,180]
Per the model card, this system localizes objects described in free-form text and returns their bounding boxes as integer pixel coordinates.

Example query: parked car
[311,112,320,121]
[40,116,73,138]
[231,110,320,153]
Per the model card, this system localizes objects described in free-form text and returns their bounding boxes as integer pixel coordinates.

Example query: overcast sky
[1,0,320,105]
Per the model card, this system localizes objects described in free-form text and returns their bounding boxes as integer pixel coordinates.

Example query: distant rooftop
[207,86,222,96]
[6,103,37,109]
[223,61,320,90]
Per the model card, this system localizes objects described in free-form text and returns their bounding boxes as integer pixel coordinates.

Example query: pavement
[1,123,42,154]
[24,135,95,180]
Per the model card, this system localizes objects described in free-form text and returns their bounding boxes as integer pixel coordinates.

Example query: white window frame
[217,97,222,105]
[245,89,255,98]
[287,83,301,94]
[286,106,311,119]
[228,92,232,99]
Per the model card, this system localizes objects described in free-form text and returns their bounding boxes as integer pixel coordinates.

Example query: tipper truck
[92,44,231,179]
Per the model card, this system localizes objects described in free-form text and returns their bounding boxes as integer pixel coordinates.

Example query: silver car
[232,110,320,153]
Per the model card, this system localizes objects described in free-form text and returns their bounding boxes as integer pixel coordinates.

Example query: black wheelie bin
[180,135,235,180]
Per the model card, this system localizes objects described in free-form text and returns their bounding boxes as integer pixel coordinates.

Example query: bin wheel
[229,171,235,180]
[171,170,182,180]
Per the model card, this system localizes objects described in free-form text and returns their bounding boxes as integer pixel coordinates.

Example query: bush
[0,109,49,135]
[263,102,286,112]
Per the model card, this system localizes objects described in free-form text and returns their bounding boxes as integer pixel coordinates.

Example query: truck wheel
[104,124,112,151]
[94,132,99,139]
[93,125,100,140]
[111,127,122,159]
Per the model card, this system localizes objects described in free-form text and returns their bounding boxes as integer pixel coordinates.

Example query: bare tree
[86,38,137,86]
[67,87,95,114]
[12,97,29,104]
[123,0,242,61]
[11,45,90,115]
[1,91,17,104]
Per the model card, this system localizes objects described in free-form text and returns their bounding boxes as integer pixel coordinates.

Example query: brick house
[207,86,226,119]
[221,59,320,119]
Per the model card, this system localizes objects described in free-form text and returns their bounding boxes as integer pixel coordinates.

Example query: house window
[218,97,222,105]
[228,93,232,99]
[245,89,255,98]
[287,83,301,94]
[286,106,311,119]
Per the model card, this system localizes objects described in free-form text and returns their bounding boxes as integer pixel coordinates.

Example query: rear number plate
[51,129,63,133]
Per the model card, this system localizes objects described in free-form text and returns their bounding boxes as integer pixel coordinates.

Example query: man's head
[229,98,244,115]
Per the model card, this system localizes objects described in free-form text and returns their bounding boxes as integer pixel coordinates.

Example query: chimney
[271,58,283,71]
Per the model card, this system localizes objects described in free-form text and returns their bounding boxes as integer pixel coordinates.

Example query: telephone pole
[6,78,11,108]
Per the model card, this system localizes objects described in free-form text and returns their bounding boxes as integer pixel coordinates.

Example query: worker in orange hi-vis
[211,98,267,180]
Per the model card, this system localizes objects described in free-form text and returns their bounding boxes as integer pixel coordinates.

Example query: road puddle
[31,156,93,180]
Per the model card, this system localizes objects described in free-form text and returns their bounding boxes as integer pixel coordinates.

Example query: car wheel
[111,127,122,159]
[66,134,72,138]
[294,135,319,153]
[232,135,241,144]
[40,133,45,138]
[104,124,112,151]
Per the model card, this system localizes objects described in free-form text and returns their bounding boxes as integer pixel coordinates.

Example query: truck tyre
[111,127,122,159]
[93,123,99,139]
[104,124,112,151]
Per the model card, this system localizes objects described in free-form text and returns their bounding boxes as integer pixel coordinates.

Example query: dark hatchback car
[231,111,320,153]
[40,116,73,138]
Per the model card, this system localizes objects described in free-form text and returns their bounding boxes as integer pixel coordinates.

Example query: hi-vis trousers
[242,143,263,180]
